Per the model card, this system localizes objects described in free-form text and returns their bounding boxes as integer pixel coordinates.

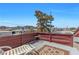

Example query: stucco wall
[0,32,73,51]
[37,33,73,46]
[0,33,35,50]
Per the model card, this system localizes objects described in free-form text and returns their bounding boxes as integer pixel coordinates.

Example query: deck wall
[0,33,35,50]
[37,33,73,46]
[0,32,73,51]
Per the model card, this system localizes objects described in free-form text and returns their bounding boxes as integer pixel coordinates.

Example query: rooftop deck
[2,40,79,55]
[0,31,79,55]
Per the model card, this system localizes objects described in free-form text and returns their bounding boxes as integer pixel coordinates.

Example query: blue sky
[0,3,79,28]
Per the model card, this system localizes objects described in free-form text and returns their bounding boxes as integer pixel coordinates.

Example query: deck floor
[3,40,79,55]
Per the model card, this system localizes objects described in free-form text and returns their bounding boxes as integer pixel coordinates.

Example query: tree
[35,10,54,32]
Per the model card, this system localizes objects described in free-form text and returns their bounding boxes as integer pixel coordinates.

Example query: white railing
[0,46,12,55]
[3,44,33,55]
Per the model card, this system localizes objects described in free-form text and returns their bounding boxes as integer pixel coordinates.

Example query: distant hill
[0,26,36,31]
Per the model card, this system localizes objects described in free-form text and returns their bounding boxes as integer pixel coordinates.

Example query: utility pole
[49,11,52,42]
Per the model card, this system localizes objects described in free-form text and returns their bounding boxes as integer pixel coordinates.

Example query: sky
[0,3,79,28]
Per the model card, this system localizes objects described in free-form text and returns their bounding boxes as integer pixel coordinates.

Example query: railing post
[50,33,52,42]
